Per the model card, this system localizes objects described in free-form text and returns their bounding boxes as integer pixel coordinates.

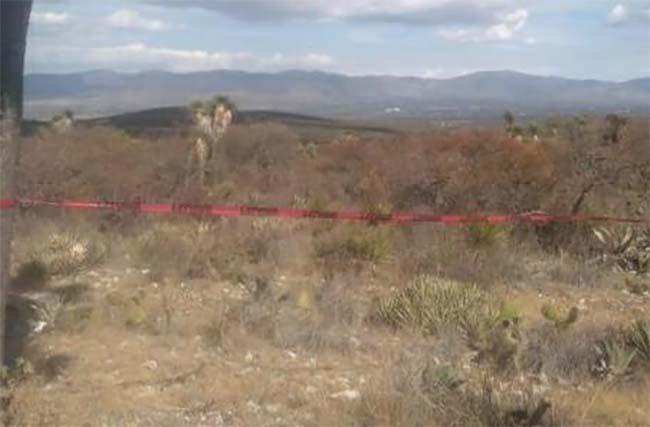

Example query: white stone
[265,404,281,414]
[246,400,261,413]
[330,390,360,400]
[142,360,158,370]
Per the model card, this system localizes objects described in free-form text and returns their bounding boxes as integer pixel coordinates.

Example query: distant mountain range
[24,69,650,120]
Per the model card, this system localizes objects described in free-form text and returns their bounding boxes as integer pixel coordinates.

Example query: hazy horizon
[23,67,650,84]
[27,1,650,82]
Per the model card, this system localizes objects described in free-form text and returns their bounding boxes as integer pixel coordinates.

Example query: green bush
[317,228,391,264]
[465,223,508,248]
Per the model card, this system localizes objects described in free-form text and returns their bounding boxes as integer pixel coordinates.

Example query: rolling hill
[24,69,650,120]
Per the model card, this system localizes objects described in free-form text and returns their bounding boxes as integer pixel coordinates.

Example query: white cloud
[608,4,628,24]
[31,12,69,25]
[88,43,334,72]
[439,8,529,42]
[107,9,165,31]
[607,2,650,26]
[148,0,518,26]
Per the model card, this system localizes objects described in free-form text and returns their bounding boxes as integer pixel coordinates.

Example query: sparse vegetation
[4,114,649,426]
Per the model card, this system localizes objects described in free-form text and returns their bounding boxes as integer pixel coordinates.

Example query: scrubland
[2,114,649,426]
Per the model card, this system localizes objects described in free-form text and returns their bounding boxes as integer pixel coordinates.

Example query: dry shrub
[18,126,186,201]
[523,322,615,381]
[132,219,224,282]
[238,278,369,352]
[315,224,392,268]
[337,356,560,427]
[396,225,532,287]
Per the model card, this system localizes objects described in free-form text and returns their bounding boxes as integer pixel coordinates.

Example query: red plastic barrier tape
[0,197,643,225]
[0,199,16,209]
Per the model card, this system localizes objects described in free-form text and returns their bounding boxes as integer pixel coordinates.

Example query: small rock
[180,282,186,289]
[142,360,158,370]
[246,400,261,413]
[265,404,281,414]
[151,282,159,289]
[330,390,360,400]
[286,351,297,360]
[305,385,317,394]
[245,352,254,362]
[141,269,150,275]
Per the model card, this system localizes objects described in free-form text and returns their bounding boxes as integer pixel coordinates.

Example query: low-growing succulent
[592,225,650,275]
[39,231,107,276]
[541,303,579,331]
[626,319,650,367]
[421,364,463,394]
[593,337,636,379]
[375,275,490,336]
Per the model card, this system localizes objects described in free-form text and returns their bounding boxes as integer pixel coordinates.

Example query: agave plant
[592,225,650,275]
[593,338,636,379]
[592,226,635,255]
[626,319,650,367]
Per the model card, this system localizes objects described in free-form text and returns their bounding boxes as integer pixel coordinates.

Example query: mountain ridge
[24,69,650,120]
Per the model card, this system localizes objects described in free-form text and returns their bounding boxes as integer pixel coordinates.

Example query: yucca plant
[592,226,635,255]
[593,337,636,379]
[626,319,650,367]
[591,225,650,275]
[375,276,491,335]
[39,231,107,276]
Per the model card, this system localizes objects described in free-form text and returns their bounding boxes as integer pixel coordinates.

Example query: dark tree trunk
[0,0,32,365]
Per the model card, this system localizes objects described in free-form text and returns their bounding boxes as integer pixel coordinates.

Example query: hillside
[24,69,650,120]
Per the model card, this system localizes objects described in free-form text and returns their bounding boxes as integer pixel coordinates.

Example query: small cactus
[541,304,578,331]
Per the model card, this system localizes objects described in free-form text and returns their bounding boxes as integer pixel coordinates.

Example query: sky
[26,0,650,81]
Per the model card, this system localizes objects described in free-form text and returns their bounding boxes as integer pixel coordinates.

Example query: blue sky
[27,0,650,81]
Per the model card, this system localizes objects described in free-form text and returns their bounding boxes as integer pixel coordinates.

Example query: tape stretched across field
[0,198,644,225]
